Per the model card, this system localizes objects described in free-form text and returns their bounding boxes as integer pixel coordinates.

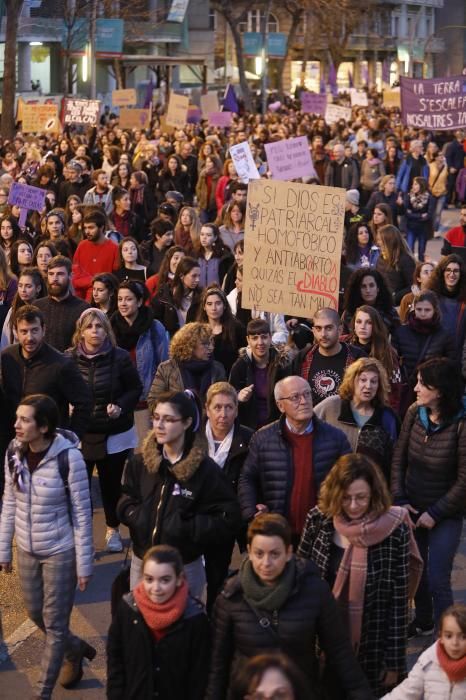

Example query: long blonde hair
[71,308,116,348]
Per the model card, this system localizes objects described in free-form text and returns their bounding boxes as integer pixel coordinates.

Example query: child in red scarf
[107,545,210,700]
[381,603,466,699]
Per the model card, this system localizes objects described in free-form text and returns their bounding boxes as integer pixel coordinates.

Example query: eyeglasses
[277,389,312,405]
[342,494,370,505]
[445,268,460,276]
[152,415,183,425]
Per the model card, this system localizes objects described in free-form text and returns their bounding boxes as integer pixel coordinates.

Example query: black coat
[391,321,457,381]
[229,347,292,430]
[65,346,142,435]
[151,283,201,337]
[0,342,91,440]
[221,422,254,492]
[205,557,373,700]
[107,593,210,700]
[117,434,242,560]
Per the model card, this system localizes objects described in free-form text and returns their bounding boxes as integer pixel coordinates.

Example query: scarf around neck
[240,557,296,612]
[407,311,439,335]
[436,640,466,684]
[409,190,429,210]
[332,506,423,651]
[111,305,153,350]
[133,578,189,639]
[178,358,212,399]
[206,420,234,468]
[76,337,113,358]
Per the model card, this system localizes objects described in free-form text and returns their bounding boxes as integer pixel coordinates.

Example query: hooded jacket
[117,433,242,561]
[0,430,93,577]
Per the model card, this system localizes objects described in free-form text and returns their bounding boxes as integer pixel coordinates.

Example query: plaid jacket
[298,507,410,697]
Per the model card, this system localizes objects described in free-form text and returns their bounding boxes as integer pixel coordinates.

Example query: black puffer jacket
[205,557,373,700]
[151,282,201,337]
[238,415,352,522]
[65,346,142,435]
[391,319,457,381]
[391,403,466,521]
[229,347,292,430]
[107,593,210,700]
[117,433,242,561]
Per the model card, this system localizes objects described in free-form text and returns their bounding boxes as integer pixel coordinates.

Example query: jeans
[432,194,446,231]
[407,227,427,261]
[413,517,463,628]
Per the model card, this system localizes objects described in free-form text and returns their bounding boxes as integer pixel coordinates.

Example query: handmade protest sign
[301,92,327,115]
[325,104,352,123]
[264,136,316,181]
[242,180,346,316]
[230,142,260,183]
[165,92,189,128]
[119,108,151,129]
[8,182,46,227]
[64,98,100,125]
[383,89,401,108]
[200,93,219,117]
[112,89,137,107]
[400,75,466,130]
[22,103,59,133]
[208,111,233,127]
[350,90,368,107]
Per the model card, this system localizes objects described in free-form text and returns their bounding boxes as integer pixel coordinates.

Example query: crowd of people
[0,91,465,700]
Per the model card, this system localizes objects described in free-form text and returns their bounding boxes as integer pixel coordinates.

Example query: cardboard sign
[401,75,466,130]
[119,107,151,129]
[230,142,260,183]
[21,103,59,133]
[242,180,346,316]
[112,88,137,107]
[301,92,327,115]
[208,111,233,127]
[165,92,189,128]
[159,116,176,134]
[264,136,316,181]
[383,89,401,108]
[8,182,47,226]
[324,104,352,123]
[63,98,100,125]
[350,90,368,107]
[200,93,219,117]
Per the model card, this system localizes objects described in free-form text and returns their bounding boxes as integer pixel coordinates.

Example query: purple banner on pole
[8,182,46,212]
[401,75,466,130]
[301,92,327,115]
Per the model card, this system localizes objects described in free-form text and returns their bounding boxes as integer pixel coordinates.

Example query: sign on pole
[264,136,316,181]
[400,75,466,130]
[242,180,346,317]
[63,98,100,125]
[230,142,260,183]
[8,182,46,227]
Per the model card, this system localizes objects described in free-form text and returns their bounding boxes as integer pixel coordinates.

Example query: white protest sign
[264,136,316,181]
[324,104,352,123]
[350,90,368,107]
[230,142,260,183]
[242,180,346,317]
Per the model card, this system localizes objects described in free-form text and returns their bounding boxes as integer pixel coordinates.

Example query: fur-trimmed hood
[141,431,208,482]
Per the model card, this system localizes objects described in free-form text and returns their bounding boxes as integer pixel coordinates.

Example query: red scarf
[133,579,189,641]
[332,506,423,652]
[437,640,466,684]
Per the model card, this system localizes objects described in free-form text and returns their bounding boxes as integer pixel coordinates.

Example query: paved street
[0,206,463,698]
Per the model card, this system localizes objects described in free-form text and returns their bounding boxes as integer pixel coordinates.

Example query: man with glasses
[238,375,351,547]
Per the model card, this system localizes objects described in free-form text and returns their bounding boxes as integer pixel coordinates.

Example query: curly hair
[169,322,212,362]
[339,356,390,406]
[345,222,374,266]
[427,254,466,303]
[343,268,394,316]
[318,453,392,518]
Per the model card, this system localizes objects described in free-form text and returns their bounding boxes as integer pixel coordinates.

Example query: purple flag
[143,79,154,109]
[348,69,354,88]
[223,84,239,114]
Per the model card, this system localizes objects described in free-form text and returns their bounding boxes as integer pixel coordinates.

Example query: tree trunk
[276,9,302,100]
[113,58,124,88]
[227,18,252,111]
[2,0,23,140]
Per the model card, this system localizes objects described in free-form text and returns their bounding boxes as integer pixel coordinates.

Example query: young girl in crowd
[0,214,21,263]
[91,272,119,316]
[1,266,43,348]
[152,256,202,337]
[32,240,58,281]
[145,245,185,301]
[174,206,201,253]
[344,222,377,271]
[195,223,233,289]
[115,237,147,283]
[222,239,243,295]
[405,176,435,262]
[381,603,466,699]
[107,544,210,700]
[218,200,245,252]
[399,260,435,322]
[9,240,33,278]
[375,225,416,305]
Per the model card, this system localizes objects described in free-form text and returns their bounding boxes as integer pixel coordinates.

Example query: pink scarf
[332,506,423,651]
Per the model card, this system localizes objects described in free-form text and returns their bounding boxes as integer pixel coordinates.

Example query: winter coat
[0,431,93,577]
[324,158,359,190]
[404,191,435,234]
[157,170,190,202]
[298,509,410,696]
[107,592,210,700]
[196,170,220,212]
[376,253,416,305]
[147,357,226,414]
[218,423,254,493]
[366,190,401,222]
[391,322,457,381]
[313,395,399,482]
[83,185,114,216]
[380,641,466,700]
[360,158,385,192]
[395,156,429,193]
[238,414,352,522]
[391,403,466,522]
[0,342,92,441]
[151,283,201,337]
[205,557,373,700]
[117,433,242,561]
[228,346,292,430]
[65,346,142,435]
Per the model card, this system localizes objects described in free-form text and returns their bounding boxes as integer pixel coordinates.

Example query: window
[238,10,279,33]
[208,9,217,31]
